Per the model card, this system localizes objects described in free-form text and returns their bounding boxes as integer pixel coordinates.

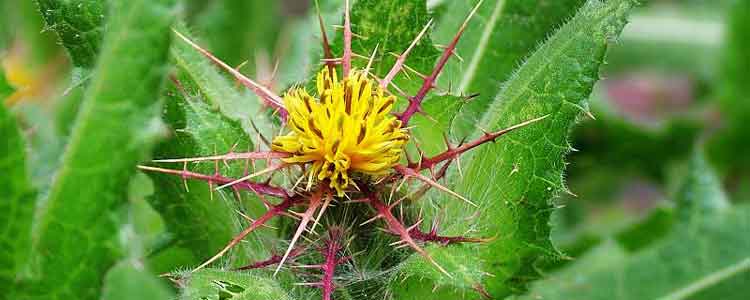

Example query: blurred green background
[1,0,749,299]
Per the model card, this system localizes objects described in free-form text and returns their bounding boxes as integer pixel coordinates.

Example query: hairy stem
[320,228,346,300]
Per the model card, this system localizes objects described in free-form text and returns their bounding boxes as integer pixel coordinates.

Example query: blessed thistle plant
[140,0,545,298]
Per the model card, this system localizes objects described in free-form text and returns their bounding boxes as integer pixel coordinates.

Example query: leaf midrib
[657,257,750,300]
[457,0,506,92]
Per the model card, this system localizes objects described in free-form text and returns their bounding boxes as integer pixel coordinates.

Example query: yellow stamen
[272,68,408,195]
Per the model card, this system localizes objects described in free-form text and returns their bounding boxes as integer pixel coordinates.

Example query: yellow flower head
[272,68,409,195]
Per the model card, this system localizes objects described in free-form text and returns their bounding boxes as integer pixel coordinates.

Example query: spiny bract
[272,68,408,196]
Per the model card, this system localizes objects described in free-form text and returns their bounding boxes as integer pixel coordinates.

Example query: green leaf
[392,0,635,297]
[614,205,675,252]
[194,0,280,67]
[519,154,750,300]
[170,24,274,137]
[146,27,273,272]
[520,239,630,297]
[180,269,293,300]
[718,0,750,125]
[35,0,106,68]
[21,0,175,298]
[36,0,106,134]
[101,262,175,300]
[603,12,722,82]
[410,95,465,156]
[673,150,729,223]
[0,70,14,99]
[708,0,750,178]
[0,96,36,294]
[436,0,586,138]
[336,0,438,92]
[146,78,265,271]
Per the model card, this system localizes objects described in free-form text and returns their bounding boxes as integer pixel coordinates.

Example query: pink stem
[398,4,481,125]
[342,0,352,77]
[407,227,486,245]
[367,191,449,276]
[406,158,454,201]
[398,35,463,125]
[407,115,547,171]
[320,228,345,300]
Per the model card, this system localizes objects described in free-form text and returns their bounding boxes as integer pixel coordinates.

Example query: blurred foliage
[11,0,175,298]
[194,0,281,68]
[0,76,35,295]
[35,0,105,68]
[2,0,750,299]
[101,261,176,300]
[520,151,749,300]
[707,0,750,183]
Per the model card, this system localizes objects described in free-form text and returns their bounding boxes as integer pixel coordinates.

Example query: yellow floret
[272,68,409,195]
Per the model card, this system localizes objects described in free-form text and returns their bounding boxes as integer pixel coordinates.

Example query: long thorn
[364,43,380,76]
[411,115,549,171]
[152,151,289,163]
[274,190,324,275]
[380,19,433,89]
[137,165,289,198]
[316,0,336,74]
[216,163,288,190]
[369,193,451,277]
[172,30,287,118]
[311,192,334,232]
[394,165,476,207]
[192,197,298,273]
[397,1,483,125]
